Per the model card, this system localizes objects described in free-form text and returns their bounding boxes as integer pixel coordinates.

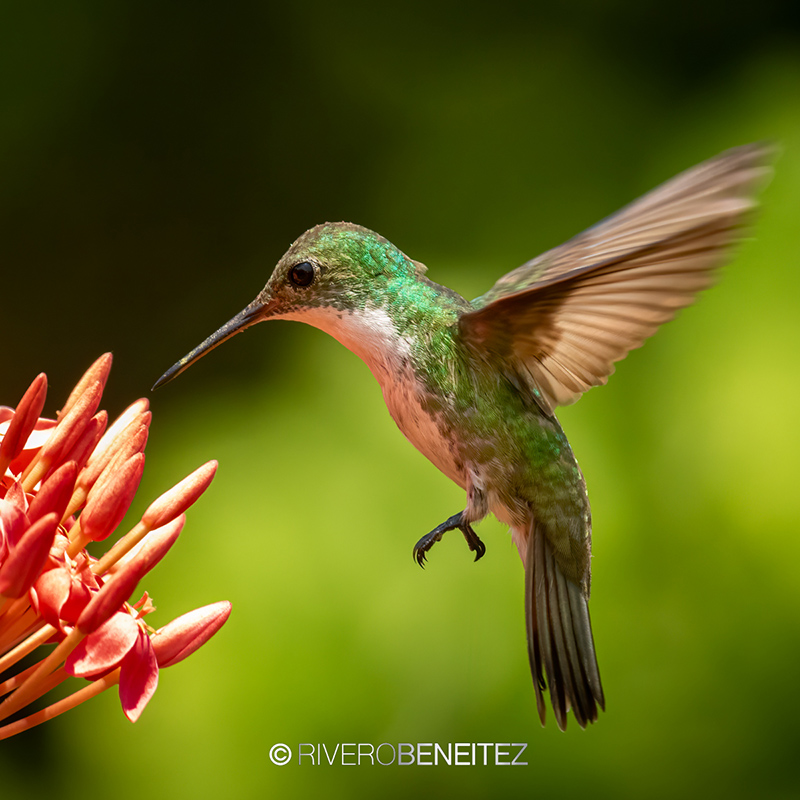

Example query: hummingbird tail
[523,519,605,730]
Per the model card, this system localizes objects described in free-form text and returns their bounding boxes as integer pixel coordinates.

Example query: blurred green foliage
[2,3,800,799]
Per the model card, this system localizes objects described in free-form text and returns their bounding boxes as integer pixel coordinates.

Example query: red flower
[0,355,231,739]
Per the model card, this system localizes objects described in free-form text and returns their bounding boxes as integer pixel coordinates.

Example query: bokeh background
[3,3,800,798]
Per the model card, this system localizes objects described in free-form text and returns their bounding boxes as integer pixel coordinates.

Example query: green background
[3,3,800,798]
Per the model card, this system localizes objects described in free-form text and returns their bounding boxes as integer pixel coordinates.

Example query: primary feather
[460,144,771,414]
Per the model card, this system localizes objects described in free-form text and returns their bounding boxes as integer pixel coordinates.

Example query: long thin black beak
[152,297,271,390]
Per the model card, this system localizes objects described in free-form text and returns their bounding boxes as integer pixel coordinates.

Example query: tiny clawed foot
[412,512,486,568]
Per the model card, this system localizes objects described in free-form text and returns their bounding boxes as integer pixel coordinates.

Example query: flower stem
[0,668,120,741]
[0,656,47,697]
[92,520,150,575]
[0,603,41,652]
[0,624,55,675]
[0,627,84,722]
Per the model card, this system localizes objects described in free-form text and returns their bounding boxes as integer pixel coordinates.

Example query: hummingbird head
[153,221,427,388]
[257,220,425,319]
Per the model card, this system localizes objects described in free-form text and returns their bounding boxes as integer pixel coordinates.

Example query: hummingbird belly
[379,366,469,490]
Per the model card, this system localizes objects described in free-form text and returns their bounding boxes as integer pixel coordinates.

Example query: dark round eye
[289,261,315,287]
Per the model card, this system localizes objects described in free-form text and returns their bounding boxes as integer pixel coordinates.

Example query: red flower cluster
[0,354,231,738]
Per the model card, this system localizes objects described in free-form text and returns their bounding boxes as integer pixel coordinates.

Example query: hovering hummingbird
[154,144,769,729]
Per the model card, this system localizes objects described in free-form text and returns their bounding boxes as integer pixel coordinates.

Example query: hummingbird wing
[459,144,771,416]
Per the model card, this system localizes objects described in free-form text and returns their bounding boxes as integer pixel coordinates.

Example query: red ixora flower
[0,354,231,738]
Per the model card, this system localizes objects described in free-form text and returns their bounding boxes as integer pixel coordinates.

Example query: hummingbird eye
[289,261,315,287]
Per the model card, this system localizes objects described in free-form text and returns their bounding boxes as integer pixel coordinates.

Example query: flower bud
[0,512,59,598]
[142,461,217,529]
[152,601,232,667]
[28,461,78,524]
[81,453,145,542]
[0,373,47,473]
[59,354,112,419]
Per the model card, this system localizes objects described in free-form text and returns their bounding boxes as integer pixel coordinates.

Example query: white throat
[284,304,412,384]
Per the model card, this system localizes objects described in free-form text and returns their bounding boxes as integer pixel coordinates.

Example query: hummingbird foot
[413,511,486,567]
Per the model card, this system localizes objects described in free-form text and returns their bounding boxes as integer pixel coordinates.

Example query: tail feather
[524,519,604,730]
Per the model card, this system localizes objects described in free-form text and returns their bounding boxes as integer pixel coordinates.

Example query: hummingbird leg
[413,511,486,568]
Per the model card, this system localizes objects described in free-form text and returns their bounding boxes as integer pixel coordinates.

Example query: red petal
[0,498,29,549]
[119,628,159,722]
[66,612,139,677]
[2,481,27,512]
[31,566,73,626]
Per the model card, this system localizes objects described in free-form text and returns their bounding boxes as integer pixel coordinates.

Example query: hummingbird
[154,144,769,729]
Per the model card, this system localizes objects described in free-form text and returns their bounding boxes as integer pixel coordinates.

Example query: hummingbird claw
[412,512,486,568]
[463,526,486,562]
[413,530,443,568]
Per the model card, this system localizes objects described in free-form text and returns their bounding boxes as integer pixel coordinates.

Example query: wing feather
[460,144,771,414]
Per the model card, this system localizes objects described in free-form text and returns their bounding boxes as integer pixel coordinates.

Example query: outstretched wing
[459,144,771,416]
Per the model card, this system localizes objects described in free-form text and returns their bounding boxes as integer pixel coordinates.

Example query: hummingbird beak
[152,296,274,390]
